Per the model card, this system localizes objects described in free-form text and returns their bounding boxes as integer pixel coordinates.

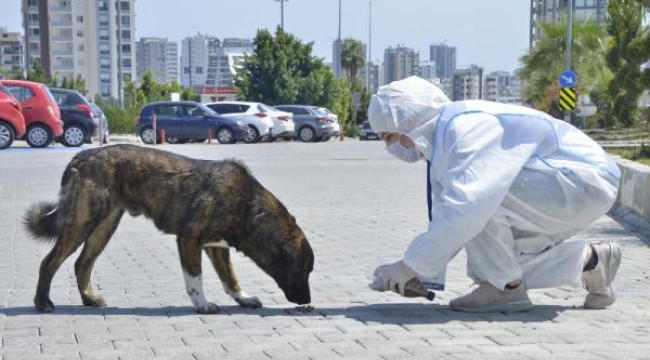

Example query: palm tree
[340,38,365,80]
[519,19,608,116]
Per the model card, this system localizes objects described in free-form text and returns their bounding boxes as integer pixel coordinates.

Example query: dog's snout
[284,282,311,305]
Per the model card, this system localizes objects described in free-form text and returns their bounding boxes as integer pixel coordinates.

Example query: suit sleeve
[403,112,544,279]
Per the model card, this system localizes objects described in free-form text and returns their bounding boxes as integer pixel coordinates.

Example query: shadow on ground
[0,302,571,324]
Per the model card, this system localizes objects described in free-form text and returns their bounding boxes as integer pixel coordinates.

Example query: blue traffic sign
[559,70,577,88]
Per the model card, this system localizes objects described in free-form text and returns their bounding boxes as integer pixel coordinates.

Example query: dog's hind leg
[35,236,84,312]
[74,208,123,307]
[204,247,262,308]
[177,237,220,314]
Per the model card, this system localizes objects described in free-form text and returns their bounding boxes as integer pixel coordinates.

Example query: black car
[135,101,249,144]
[50,88,96,147]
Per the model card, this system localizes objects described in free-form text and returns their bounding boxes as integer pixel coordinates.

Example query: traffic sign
[559,87,577,111]
[559,70,577,88]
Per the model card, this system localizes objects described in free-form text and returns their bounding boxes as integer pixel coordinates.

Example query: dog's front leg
[204,245,262,308]
[177,237,220,314]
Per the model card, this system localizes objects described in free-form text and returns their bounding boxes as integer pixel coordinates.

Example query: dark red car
[0,80,62,148]
[0,84,26,149]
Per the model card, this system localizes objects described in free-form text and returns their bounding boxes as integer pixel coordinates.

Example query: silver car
[274,105,337,142]
[359,121,379,140]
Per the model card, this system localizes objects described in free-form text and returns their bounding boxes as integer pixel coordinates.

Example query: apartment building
[452,65,484,101]
[181,35,253,89]
[484,70,522,105]
[0,28,24,76]
[530,0,608,46]
[429,43,456,80]
[22,0,137,100]
[136,37,178,84]
[383,45,418,84]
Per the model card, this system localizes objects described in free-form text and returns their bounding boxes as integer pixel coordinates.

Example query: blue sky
[0,0,531,73]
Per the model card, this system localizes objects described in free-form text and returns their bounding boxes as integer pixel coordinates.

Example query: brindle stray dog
[25,144,314,313]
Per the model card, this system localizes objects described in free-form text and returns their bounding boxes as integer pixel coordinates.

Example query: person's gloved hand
[371,260,417,296]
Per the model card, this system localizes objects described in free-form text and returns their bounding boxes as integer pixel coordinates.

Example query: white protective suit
[369,76,620,291]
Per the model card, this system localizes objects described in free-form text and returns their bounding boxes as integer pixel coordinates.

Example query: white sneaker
[583,242,621,309]
[449,282,533,313]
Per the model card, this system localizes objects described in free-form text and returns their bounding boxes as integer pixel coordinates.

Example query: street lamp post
[338,0,342,77]
[274,0,288,30]
[564,0,573,123]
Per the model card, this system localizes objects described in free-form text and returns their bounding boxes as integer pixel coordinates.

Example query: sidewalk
[1,141,648,360]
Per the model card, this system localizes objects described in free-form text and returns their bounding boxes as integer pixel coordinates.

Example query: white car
[206,101,296,141]
[205,102,273,143]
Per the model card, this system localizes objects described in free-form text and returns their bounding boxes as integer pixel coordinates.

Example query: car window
[312,107,327,116]
[154,105,178,117]
[42,85,57,103]
[258,104,275,113]
[181,105,206,119]
[52,92,67,105]
[363,122,371,129]
[0,85,12,96]
[294,107,310,115]
[5,85,34,101]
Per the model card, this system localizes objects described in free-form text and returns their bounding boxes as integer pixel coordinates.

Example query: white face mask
[386,141,422,163]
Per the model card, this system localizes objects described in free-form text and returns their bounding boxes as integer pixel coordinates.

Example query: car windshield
[42,85,57,103]
[0,84,12,96]
[199,104,218,116]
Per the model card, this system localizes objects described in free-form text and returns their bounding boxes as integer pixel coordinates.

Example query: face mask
[386,141,422,163]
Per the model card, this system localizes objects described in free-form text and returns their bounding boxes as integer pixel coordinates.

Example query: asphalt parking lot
[1,139,649,360]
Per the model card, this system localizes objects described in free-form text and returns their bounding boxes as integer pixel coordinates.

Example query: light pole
[337,0,342,77]
[274,0,288,30]
[564,0,573,123]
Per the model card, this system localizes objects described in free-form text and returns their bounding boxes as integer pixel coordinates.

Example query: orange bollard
[160,129,165,144]
[208,130,212,144]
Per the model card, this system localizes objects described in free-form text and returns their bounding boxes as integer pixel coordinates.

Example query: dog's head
[244,190,314,305]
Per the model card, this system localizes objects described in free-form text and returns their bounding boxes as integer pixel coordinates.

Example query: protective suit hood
[367,76,451,134]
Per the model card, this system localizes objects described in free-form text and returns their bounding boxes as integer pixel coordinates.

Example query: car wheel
[25,124,53,148]
[61,124,86,147]
[0,122,15,150]
[298,126,316,142]
[216,127,235,144]
[140,126,155,144]
[166,136,181,144]
[243,125,260,144]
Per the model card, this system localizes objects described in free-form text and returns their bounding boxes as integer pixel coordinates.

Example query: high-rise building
[417,61,437,84]
[0,28,24,76]
[21,0,137,100]
[429,43,456,80]
[484,70,522,104]
[136,37,178,84]
[384,45,418,83]
[180,34,213,88]
[181,35,253,89]
[452,65,484,101]
[530,0,608,46]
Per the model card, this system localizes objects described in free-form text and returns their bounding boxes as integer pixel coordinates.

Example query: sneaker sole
[450,299,534,313]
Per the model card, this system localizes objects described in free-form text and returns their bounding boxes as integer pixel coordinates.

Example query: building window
[76,15,83,22]
[120,15,130,26]
[99,29,109,40]
[98,1,108,11]
[121,44,131,53]
[31,28,40,36]
[121,30,130,40]
[119,1,130,11]
[122,59,131,68]
[77,44,84,51]
[77,30,83,37]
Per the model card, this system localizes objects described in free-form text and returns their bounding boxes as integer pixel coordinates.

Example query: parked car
[273,105,336,142]
[0,84,26,149]
[204,102,273,143]
[135,101,249,144]
[89,103,110,144]
[0,79,62,148]
[317,107,341,138]
[208,101,295,141]
[49,88,98,147]
[359,121,379,140]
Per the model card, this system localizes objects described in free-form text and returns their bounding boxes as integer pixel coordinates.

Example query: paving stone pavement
[1,140,649,360]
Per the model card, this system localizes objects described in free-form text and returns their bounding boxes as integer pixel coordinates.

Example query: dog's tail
[24,201,59,242]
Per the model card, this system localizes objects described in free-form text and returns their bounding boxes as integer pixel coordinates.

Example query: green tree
[235,27,350,125]
[74,74,87,95]
[340,38,365,80]
[519,19,607,118]
[605,0,648,128]
[26,59,49,83]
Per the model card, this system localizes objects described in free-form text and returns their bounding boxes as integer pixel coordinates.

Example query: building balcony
[51,49,73,56]
[51,36,73,42]
[51,20,73,28]
[50,5,72,12]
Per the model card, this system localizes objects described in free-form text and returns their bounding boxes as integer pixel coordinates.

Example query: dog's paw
[195,302,220,314]
[82,294,106,307]
[235,294,262,308]
[34,297,55,313]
